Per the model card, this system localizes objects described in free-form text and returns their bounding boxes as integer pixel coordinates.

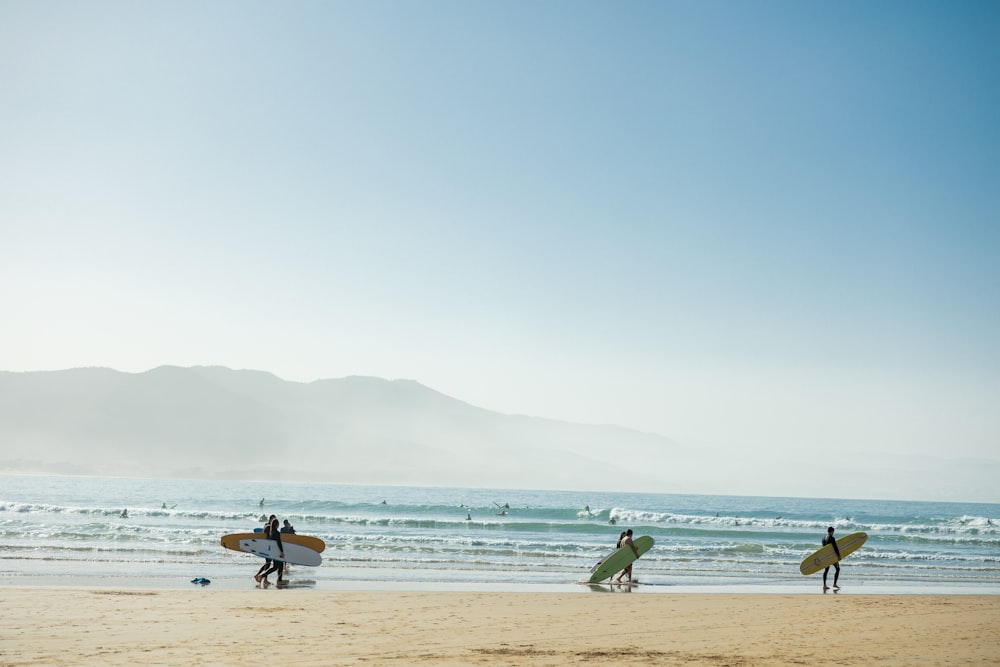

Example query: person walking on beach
[255,515,278,584]
[822,526,841,591]
[257,517,285,586]
[277,519,296,578]
[616,529,640,583]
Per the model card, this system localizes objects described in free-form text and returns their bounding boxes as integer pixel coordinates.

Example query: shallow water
[2,474,997,593]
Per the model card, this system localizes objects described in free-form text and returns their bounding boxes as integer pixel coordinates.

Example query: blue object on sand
[190,577,211,585]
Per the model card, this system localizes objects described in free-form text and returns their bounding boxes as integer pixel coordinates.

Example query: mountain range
[0,366,689,491]
[1,366,997,501]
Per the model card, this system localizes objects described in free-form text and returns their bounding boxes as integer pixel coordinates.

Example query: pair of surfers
[254,515,293,586]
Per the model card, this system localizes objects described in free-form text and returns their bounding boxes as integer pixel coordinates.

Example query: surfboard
[588,535,654,583]
[238,538,323,567]
[799,532,868,575]
[583,579,641,588]
[221,532,326,554]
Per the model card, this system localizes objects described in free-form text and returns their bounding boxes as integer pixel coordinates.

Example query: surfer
[822,526,841,591]
[281,519,295,534]
[255,515,280,584]
[257,517,286,585]
[615,529,640,583]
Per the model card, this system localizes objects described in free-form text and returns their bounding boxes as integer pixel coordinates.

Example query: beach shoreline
[3,587,998,666]
[6,475,998,597]
[5,571,1000,596]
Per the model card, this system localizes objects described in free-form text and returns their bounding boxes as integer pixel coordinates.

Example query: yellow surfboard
[799,532,867,575]
[221,532,326,554]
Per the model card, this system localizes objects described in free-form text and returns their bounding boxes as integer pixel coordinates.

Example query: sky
[2,1,998,486]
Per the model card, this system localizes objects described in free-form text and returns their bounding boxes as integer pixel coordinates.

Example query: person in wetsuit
[823,526,841,591]
[258,517,285,585]
[255,515,278,584]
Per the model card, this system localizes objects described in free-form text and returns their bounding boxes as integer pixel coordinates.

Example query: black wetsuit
[255,523,273,578]
[262,526,285,581]
[822,533,841,587]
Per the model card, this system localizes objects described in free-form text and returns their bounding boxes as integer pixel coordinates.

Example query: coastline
[3,587,998,666]
[6,571,1000,596]
[6,475,998,596]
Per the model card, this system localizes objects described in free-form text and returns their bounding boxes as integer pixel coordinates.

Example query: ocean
[1,474,998,593]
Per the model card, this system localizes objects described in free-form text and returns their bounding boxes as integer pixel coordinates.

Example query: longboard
[238,538,323,567]
[588,535,654,583]
[799,532,868,575]
[221,532,326,553]
[584,579,641,588]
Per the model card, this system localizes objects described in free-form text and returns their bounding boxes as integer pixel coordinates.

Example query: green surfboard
[588,535,654,583]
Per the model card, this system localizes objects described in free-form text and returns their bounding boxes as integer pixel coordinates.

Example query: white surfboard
[239,538,322,567]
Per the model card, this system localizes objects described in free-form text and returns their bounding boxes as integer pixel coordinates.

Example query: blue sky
[2,2,998,488]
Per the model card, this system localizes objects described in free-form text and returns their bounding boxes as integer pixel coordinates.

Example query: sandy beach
[2,588,998,666]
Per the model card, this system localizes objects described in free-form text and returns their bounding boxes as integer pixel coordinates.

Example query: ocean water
[1,474,998,593]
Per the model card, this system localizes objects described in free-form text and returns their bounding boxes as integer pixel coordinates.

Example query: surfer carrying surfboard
[822,527,841,591]
[255,516,285,585]
[615,529,640,583]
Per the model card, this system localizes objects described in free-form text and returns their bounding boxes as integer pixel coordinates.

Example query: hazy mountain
[0,366,690,491]
[2,366,996,501]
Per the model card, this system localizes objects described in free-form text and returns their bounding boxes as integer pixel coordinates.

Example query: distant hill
[0,366,689,491]
[2,366,997,501]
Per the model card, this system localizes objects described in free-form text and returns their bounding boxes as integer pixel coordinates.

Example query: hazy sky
[3,2,998,468]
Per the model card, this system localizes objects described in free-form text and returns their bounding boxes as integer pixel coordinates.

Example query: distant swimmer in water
[120,509,128,518]
[466,512,472,521]
[259,498,265,508]
[609,517,617,525]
